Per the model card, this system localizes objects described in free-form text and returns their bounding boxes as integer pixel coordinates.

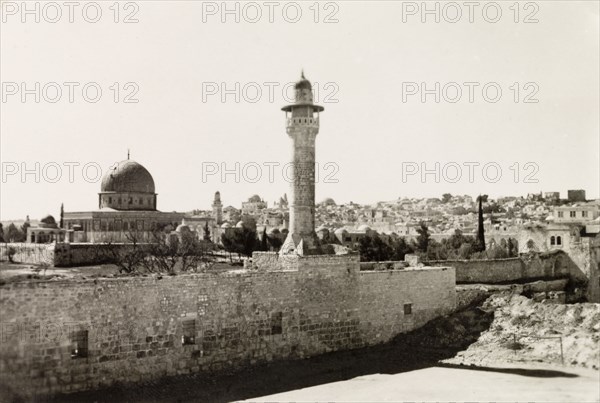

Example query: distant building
[568,189,586,202]
[544,192,560,202]
[241,195,267,216]
[63,158,184,243]
[27,215,68,243]
[552,202,600,224]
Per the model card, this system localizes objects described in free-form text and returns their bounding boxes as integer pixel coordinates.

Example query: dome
[248,194,262,203]
[175,219,190,233]
[221,222,232,229]
[295,74,312,90]
[176,224,190,233]
[358,224,371,232]
[334,228,348,235]
[236,221,244,228]
[39,215,58,228]
[40,215,56,225]
[101,160,155,194]
[320,198,336,206]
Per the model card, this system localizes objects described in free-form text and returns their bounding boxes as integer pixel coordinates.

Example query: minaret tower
[212,191,223,225]
[280,71,324,255]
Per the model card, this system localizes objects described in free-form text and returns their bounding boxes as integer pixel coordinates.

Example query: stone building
[568,189,586,202]
[552,202,600,224]
[26,215,68,243]
[241,194,267,216]
[63,158,184,243]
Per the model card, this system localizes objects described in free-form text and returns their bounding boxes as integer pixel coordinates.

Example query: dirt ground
[247,364,600,403]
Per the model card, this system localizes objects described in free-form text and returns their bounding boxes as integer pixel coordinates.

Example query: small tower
[212,191,223,225]
[280,71,324,255]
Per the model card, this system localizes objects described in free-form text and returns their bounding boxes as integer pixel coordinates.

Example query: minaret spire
[280,72,325,255]
[127,149,130,160]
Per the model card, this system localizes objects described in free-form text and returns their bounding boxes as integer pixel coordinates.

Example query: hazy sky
[1,1,599,220]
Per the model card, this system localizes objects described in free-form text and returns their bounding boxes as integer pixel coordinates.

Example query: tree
[442,193,452,204]
[6,223,22,243]
[221,224,259,259]
[100,230,148,274]
[203,221,211,242]
[476,195,486,252]
[60,203,64,228]
[267,234,283,251]
[414,222,431,253]
[507,238,518,257]
[389,236,413,261]
[5,246,17,263]
[20,221,30,242]
[144,231,209,274]
[260,227,269,251]
[358,232,393,262]
[0,223,4,242]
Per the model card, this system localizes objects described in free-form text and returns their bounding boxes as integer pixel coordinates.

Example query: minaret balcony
[286,116,320,128]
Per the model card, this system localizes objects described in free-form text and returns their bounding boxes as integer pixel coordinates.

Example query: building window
[181,319,196,345]
[108,197,112,204]
[404,303,412,315]
[70,330,88,359]
[558,211,563,218]
[550,236,556,245]
[582,211,588,218]
[271,312,283,335]
[557,236,562,245]
[570,211,576,218]
[118,198,122,204]
[129,198,133,205]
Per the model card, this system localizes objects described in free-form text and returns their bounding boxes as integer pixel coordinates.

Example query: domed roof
[39,215,58,229]
[295,72,312,90]
[334,228,348,234]
[101,160,155,194]
[321,197,336,206]
[175,219,190,233]
[176,224,190,233]
[358,224,371,232]
[248,194,262,203]
[221,222,232,229]
[40,215,56,225]
[236,221,244,228]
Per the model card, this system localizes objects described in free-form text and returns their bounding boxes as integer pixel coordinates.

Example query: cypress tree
[477,195,486,251]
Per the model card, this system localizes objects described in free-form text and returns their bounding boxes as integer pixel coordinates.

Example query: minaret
[280,71,324,255]
[212,191,223,224]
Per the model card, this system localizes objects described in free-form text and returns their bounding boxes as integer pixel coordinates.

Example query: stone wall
[0,242,151,268]
[0,260,455,398]
[0,243,54,265]
[427,252,571,284]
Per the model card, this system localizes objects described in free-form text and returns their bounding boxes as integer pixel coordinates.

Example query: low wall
[455,279,570,311]
[0,259,456,398]
[0,243,54,265]
[0,243,153,268]
[427,251,571,284]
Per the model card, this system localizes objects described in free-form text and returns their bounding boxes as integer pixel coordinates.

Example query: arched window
[557,236,562,245]
[550,236,555,245]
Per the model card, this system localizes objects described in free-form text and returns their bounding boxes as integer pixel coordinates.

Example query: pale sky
[1,1,599,220]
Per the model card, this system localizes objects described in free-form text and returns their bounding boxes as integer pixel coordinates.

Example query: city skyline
[2,1,599,220]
